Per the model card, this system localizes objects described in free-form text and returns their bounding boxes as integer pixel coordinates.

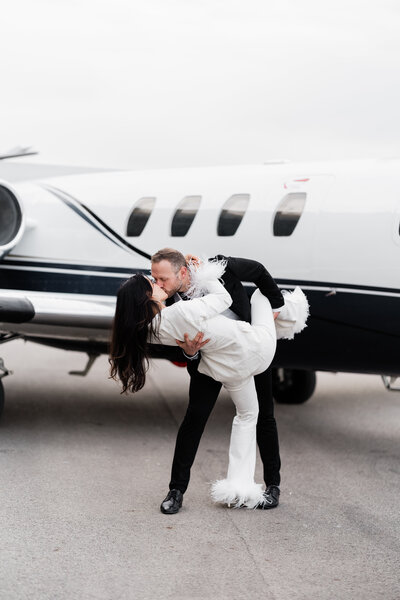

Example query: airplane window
[171,196,202,237]
[126,197,156,237]
[217,194,250,236]
[273,193,307,236]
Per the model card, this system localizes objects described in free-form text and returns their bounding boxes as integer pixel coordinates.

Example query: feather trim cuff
[275,286,310,340]
[185,257,227,299]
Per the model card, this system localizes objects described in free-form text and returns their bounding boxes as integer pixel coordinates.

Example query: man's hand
[176,331,210,356]
[273,312,280,320]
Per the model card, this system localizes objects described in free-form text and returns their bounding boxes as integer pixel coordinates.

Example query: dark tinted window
[171,196,201,237]
[273,193,306,236]
[217,194,250,236]
[126,197,156,236]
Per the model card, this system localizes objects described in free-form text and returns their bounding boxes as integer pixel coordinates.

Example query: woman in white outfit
[110,260,307,508]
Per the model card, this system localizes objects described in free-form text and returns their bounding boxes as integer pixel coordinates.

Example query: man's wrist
[182,350,200,360]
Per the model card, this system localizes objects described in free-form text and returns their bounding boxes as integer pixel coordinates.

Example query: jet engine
[0,182,24,259]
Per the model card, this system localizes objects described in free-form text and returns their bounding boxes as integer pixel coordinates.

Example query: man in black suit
[151,248,284,514]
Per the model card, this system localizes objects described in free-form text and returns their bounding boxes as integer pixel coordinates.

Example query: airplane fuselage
[1,159,399,377]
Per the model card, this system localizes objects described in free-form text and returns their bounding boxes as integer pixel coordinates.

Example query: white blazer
[152,279,276,386]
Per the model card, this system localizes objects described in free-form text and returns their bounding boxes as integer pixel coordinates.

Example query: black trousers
[169,359,281,493]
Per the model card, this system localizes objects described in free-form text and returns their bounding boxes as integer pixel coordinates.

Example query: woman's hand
[185,254,201,269]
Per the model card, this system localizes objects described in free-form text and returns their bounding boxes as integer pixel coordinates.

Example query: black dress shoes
[257,485,280,509]
[160,489,183,514]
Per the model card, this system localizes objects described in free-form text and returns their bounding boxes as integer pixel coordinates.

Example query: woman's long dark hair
[109,274,161,394]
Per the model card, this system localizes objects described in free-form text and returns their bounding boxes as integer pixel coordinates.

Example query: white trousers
[211,290,277,508]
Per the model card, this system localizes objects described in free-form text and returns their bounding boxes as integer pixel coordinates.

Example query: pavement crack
[199,448,277,599]
[228,512,278,599]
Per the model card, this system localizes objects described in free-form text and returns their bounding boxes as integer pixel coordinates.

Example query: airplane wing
[0,290,115,343]
[0,290,183,362]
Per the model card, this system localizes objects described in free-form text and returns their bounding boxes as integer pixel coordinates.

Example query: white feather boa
[184,257,227,299]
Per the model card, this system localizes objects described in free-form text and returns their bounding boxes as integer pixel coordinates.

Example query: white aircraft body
[1,158,400,414]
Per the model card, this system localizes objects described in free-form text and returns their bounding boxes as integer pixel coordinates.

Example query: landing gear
[272,368,316,404]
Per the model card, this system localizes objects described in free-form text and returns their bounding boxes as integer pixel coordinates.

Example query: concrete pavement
[0,340,399,600]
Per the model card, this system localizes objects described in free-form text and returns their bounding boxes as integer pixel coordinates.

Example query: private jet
[1,157,400,416]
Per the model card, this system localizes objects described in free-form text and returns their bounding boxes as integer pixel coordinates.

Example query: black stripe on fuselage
[275,278,400,296]
[41,184,152,260]
[1,264,400,338]
[0,264,146,296]
[3,258,400,297]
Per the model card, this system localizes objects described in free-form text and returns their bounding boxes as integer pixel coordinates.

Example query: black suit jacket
[150,255,283,361]
[214,255,283,323]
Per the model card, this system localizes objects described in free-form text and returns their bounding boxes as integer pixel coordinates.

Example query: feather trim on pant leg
[211,479,264,509]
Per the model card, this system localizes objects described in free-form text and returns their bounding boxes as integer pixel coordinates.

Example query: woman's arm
[176,279,232,322]
[156,279,231,351]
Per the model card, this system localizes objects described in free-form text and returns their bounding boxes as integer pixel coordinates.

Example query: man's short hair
[151,248,186,273]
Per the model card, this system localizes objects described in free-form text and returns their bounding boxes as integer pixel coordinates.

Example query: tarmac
[0,340,399,600]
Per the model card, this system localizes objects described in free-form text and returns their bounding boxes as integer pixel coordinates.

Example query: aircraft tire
[0,380,4,419]
[272,368,316,404]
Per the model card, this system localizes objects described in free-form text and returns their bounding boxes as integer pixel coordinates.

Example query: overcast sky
[1,0,400,169]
